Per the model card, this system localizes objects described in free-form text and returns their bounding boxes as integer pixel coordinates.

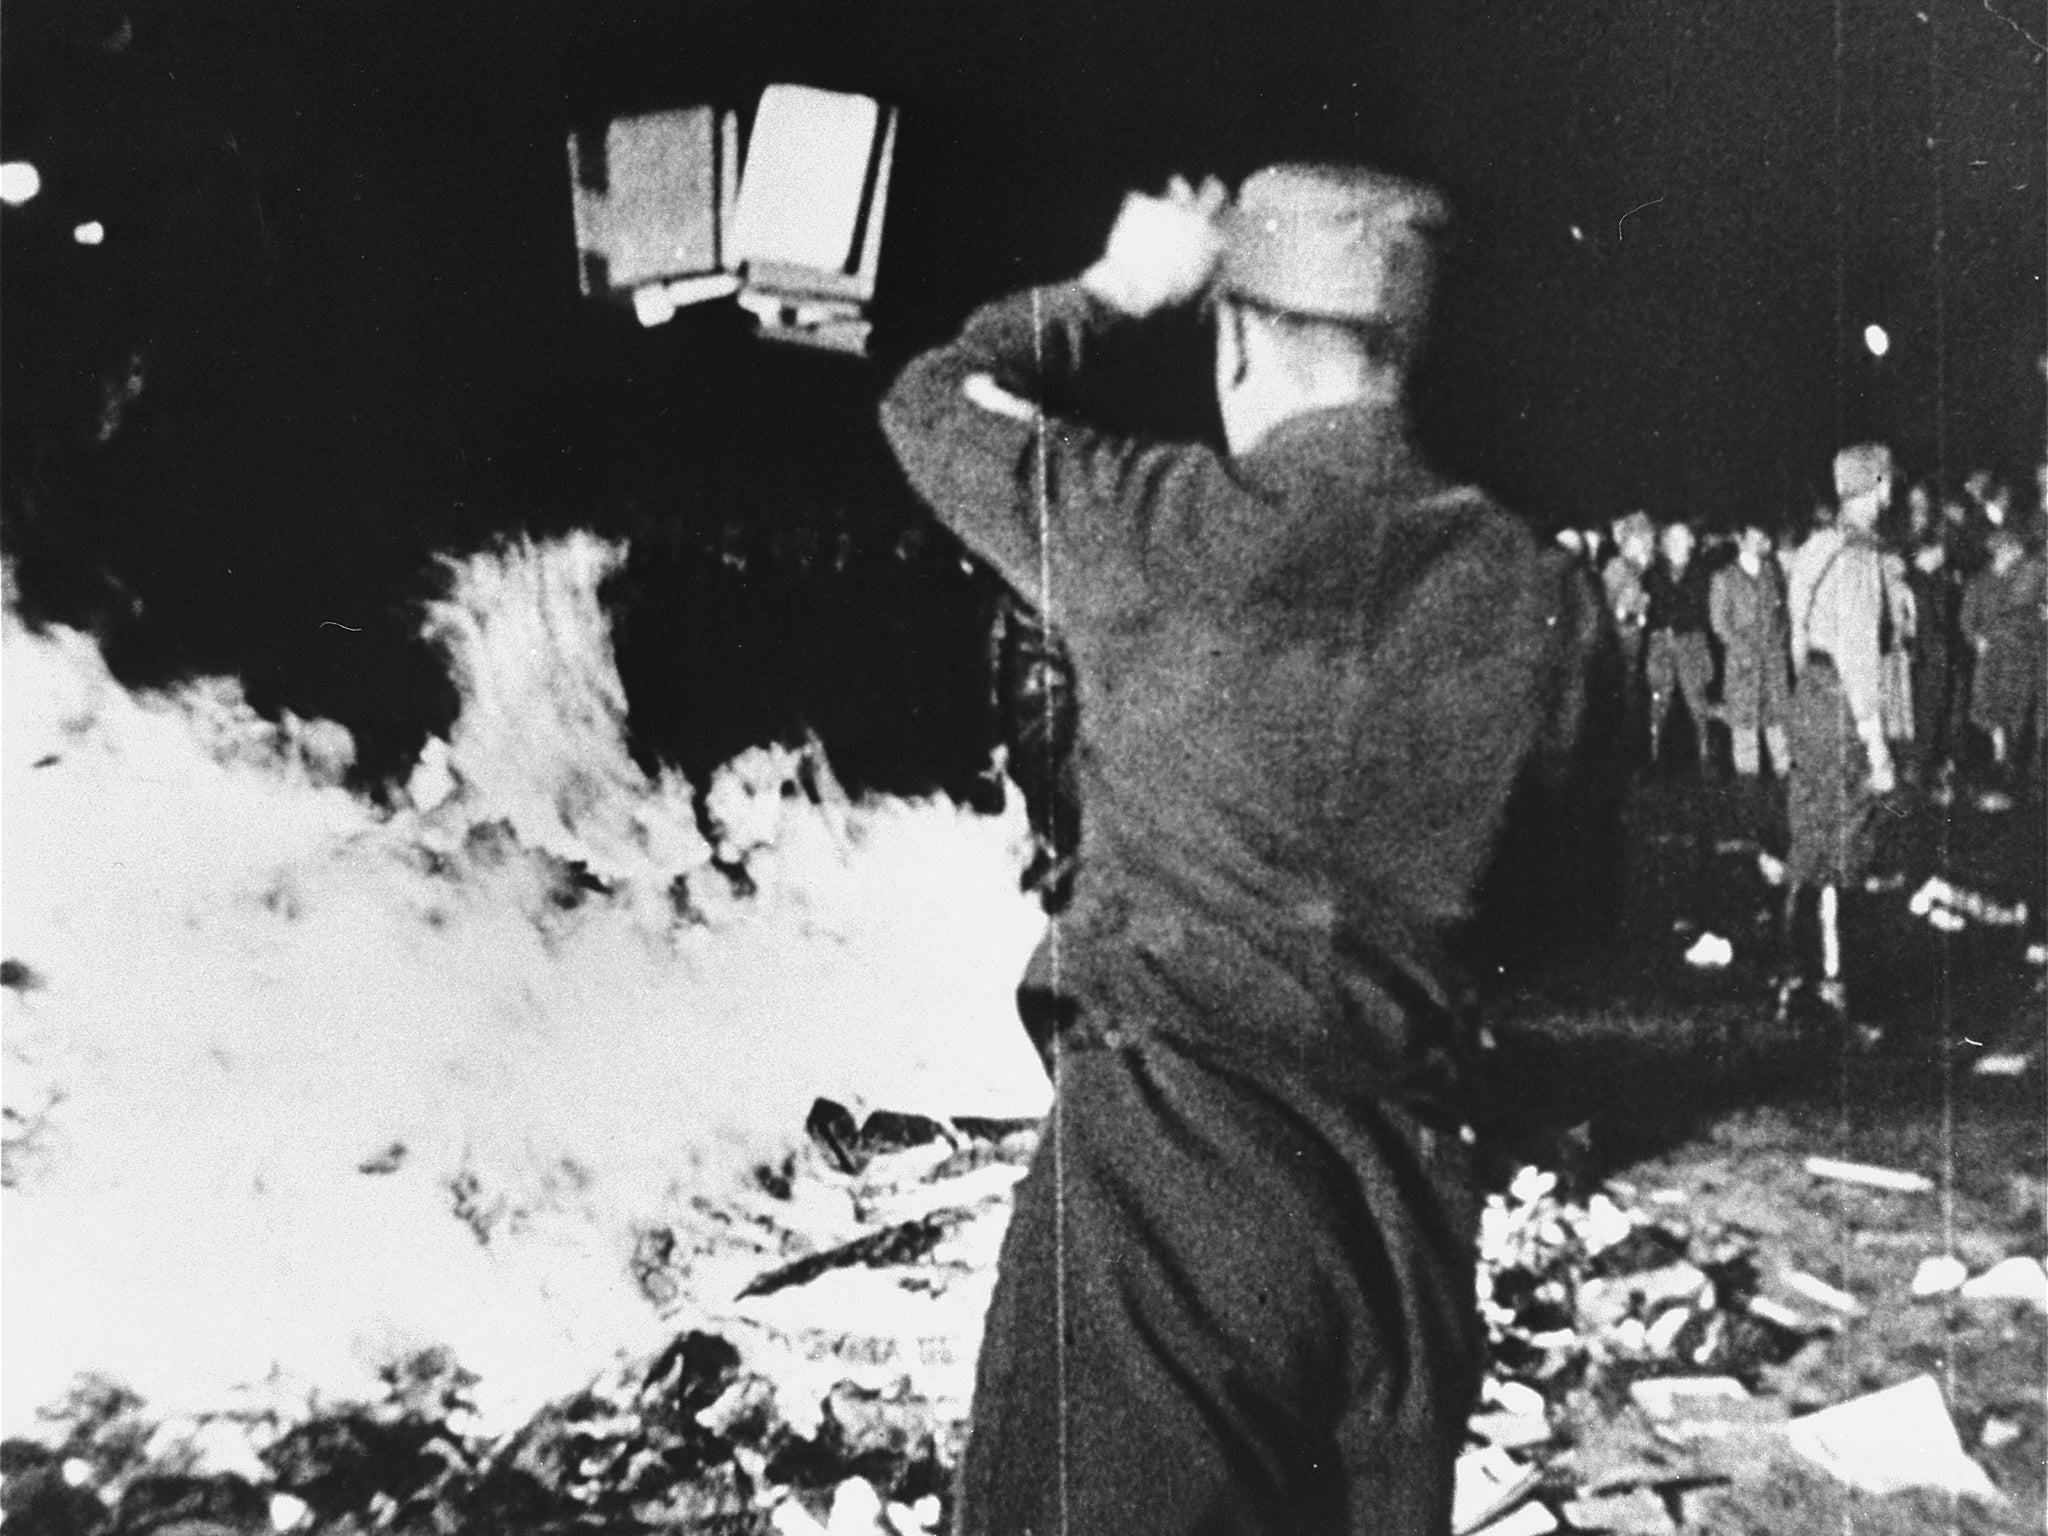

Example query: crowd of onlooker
[1545,450,2043,1011]
[1555,459,2048,815]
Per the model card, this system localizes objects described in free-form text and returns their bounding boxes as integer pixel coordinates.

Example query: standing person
[1643,520,1716,771]
[1781,444,1899,1012]
[1603,511,1656,761]
[1961,525,2047,799]
[1905,532,1964,786]
[1709,523,1792,782]
[881,166,1590,1536]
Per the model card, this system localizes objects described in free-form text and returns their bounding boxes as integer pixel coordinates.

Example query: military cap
[1217,163,1447,325]
[1832,442,1895,501]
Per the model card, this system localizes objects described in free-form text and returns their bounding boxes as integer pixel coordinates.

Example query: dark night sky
[5,0,2042,503]
[1,0,2043,771]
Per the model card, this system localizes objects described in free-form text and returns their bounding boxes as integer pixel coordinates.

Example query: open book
[567,84,897,353]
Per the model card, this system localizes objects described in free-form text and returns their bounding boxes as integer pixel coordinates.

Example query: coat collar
[1233,402,1421,496]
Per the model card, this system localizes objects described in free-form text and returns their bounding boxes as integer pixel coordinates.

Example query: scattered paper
[1971,1052,2031,1078]
[1643,1307,1690,1354]
[1803,1156,1933,1193]
[1582,1193,1635,1255]
[1779,1270,1864,1316]
[1629,1376,1750,1422]
[1470,1411,1553,1450]
[774,1497,829,1536]
[1958,1256,2048,1310]
[1486,1379,1548,1418]
[1908,876,2029,928]
[1454,1445,1542,1535]
[1781,1375,2003,1502]
[1910,1254,1969,1297]
[1471,1500,1558,1535]
[1745,1295,1823,1333]
[1684,932,1733,968]
[1561,1487,1677,1535]
[1980,1417,2022,1451]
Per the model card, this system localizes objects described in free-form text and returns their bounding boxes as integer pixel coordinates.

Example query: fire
[2,534,1047,1436]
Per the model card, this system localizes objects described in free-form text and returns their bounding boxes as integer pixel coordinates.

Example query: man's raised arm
[878,179,1241,619]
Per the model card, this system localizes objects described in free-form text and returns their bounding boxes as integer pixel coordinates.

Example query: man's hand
[1081,175,1228,317]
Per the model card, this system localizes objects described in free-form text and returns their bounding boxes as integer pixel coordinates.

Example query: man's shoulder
[1391,484,1592,636]
[1393,479,1540,560]
[1787,527,1845,574]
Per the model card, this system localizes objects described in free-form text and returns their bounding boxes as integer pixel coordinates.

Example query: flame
[3,536,1046,1435]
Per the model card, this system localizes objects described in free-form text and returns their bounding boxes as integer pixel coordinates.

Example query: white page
[730,85,878,275]
[579,106,720,289]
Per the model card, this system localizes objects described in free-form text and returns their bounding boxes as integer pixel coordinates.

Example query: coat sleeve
[879,283,1258,625]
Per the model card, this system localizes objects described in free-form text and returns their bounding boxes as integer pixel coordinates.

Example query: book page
[730,85,879,276]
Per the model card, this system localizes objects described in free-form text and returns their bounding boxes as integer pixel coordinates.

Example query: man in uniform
[1782,443,1899,1008]
[881,166,1590,1534]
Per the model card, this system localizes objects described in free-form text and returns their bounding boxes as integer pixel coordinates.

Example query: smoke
[2,535,1047,1436]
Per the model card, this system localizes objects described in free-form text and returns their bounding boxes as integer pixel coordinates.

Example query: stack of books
[568,84,897,354]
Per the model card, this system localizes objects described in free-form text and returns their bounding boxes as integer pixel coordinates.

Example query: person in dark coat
[1709,523,1793,779]
[1962,525,2047,781]
[880,165,1592,1535]
[1904,532,1964,783]
[1643,520,1716,771]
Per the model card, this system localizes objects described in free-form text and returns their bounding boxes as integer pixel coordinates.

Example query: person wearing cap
[880,166,1591,1534]
[1779,443,1900,1009]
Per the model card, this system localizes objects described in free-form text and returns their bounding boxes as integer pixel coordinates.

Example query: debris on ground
[1971,1051,2032,1078]
[1909,877,2030,930]
[1910,1254,1969,1296]
[9,1110,2042,1533]
[1802,1156,1935,1193]
[1684,933,1733,968]
[1780,1375,2005,1503]
[1957,1256,2048,1311]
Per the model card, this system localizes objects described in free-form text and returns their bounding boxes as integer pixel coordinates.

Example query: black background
[2,0,2042,789]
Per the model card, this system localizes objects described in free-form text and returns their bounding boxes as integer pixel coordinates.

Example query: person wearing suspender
[1778,442,1898,1015]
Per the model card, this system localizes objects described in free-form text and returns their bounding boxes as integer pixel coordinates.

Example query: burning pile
[10,1107,2037,1534]
[3,533,1045,1444]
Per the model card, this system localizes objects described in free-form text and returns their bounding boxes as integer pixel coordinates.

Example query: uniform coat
[882,281,1590,1535]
